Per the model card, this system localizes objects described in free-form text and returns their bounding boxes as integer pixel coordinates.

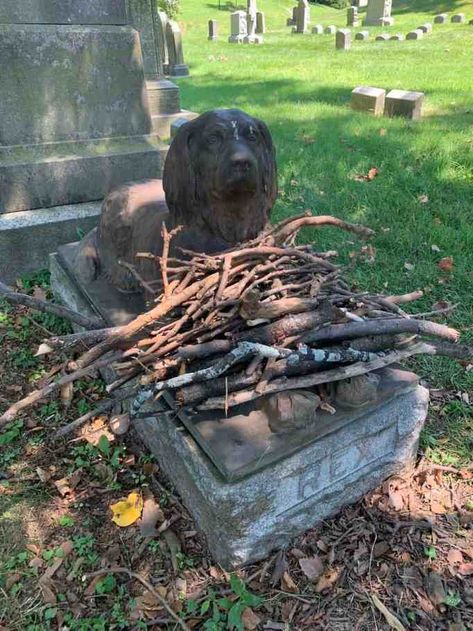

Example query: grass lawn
[1,2,472,629]
[178,0,473,461]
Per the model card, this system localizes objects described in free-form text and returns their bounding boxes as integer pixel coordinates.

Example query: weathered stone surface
[336,28,352,49]
[126,0,164,79]
[451,13,466,23]
[208,19,218,40]
[166,20,189,76]
[347,6,360,27]
[324,25,337,34]
[390,33,405,40]
[134,379,429,567]
[406,28,424,39]
[0,203,101,282]
[352,0,368,6]
[375,33,390,40]
[434,13,448,23]
[385,89,424,120]
[0,0,127,25]
[293,0,310,33]
[256,11,266,33]
[312,24,324,34]
[229,10,247,42]
[351,86,386,115]
[355,30,370,40]
[364,0,393,26]
[418,23,433,33]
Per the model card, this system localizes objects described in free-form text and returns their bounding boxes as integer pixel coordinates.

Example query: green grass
[176,0,473,456]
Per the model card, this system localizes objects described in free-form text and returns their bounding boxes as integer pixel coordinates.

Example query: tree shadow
[393,0,466,15]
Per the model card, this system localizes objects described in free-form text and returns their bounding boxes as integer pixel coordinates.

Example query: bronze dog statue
[75,109,277,292]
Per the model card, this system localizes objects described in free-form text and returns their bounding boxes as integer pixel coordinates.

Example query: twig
[82,567,190,631]
[0,280,103,330]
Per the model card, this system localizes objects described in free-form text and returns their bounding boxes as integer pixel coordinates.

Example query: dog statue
[75,109,278,293]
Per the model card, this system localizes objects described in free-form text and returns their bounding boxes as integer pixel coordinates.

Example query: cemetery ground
[1,0,472,629]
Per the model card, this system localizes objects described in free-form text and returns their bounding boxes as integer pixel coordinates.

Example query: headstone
[355,30,370,39]
[364,0,394,26]
[384,90,424,120]
[406,29,423,39]
[0,0,167,281]
[312,24,324,34]
[229,10,247,43]
[418,23,432,33]
[351,86,386,115]
[293,0,310,34]
[133,370,429,567]
[375,33,390,40]
[390,33,405,40]
[451,13,466,23]
[166,20,189,76]
[434,13,448,23]
[336,28,352,49]
[245,0,263,43]
[287,6,297,26]
[256,11,266,33]
[324,25,337,34]
[126,1,196,138]
[208,19,218,40]
[347,6,360,26]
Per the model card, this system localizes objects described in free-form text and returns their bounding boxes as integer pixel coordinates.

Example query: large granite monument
[364,0,394,26]
[0,0,194,283]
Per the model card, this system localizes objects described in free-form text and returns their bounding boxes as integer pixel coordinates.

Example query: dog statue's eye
[207,132,221,145]
[247,129,258,142]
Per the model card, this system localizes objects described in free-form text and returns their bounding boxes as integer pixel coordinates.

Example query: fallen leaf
[298,555,324,581]
[367,167,378,180]
[431,244,441,253]
[447,549,463,567]
[54,478,72,497]
[110,492,143,527]
[5,572,21,590]
[80,417,114,446]
[39,577,57,605]
[241,607,262,630]
[379,128,387,136]
[315,567,340,593]
[138,495,164,537]
[280,570,298,593]
[438,257,454,273]
[371,593,406,631]
[110,413,130,435]
[270,549,287,586]
[404,262,415,272]
[32,286,48,301]
[418,194,429,204]
[458,563,473,576]
[35,343,54,357]
[36,467,51,483]
[425,571,446,606]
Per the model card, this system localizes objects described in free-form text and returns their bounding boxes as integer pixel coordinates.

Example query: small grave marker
[351,86,386,116]
[385,89,424,120]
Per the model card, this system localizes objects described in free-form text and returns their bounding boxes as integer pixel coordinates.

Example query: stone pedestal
[0,0,168,280]
[336,29,352,50]
[385,90,424,120]
[364,0,394,26]
[134,372,429,567]
[351,86,386,115]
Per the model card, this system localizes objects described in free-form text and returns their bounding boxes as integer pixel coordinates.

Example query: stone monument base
[134,373,428,568]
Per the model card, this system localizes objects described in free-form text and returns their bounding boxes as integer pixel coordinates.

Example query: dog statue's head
[163,109,277,244]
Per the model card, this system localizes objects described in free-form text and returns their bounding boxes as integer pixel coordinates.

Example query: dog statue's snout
[230,148,255,172]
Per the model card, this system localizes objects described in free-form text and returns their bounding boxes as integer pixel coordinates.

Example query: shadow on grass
[393,0,466,14]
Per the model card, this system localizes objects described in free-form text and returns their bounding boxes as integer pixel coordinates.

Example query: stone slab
[0,25,151,147]
[390,33,405,40]
[406,29,423,39]
[418,23,433,33]
[134,379,429,567]
[375,33,390,40]
[312,24,324,34]
[0,136,167,213]
[0,203,101,283]
[451,13,466,23]
[355,30,370,40]
[434,14,448,23]
[0,0,127,25]
[336,28,351,50]
[385,89,424,120]
[351,86,386,115]
[324,25,336,34]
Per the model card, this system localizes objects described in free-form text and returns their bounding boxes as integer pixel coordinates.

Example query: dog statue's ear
[255,117,278,218]
[162,120,196,223]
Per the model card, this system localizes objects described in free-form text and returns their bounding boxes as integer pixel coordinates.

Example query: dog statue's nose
[230,150,253,170]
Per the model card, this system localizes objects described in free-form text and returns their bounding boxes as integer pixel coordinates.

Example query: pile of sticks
[0,213,470,436]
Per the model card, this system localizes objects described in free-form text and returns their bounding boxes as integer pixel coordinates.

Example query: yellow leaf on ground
[111,492,143,527]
